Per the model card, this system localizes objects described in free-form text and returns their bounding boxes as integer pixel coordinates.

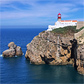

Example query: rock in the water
[3,49,15,57]
[16,46,23,56]
[2,42,23,57]
[8,42,17,49]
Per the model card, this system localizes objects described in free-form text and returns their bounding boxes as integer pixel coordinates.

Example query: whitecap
[23,53,24,55]
[0,54,3,57]
[15,55,17,57]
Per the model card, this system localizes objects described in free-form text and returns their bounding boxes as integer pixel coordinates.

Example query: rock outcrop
[74,29,84,44]
[3,42,23,57]
[76,45,84,74]
[25,28,84,75]
[3,49,15,57]
[25,31,74,65]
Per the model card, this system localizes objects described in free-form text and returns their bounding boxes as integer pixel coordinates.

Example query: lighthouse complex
[47,13,77,31]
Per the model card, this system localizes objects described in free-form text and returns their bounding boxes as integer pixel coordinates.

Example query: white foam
[23,53,24,55]
[0,54,3,57]
[15,55,17,57]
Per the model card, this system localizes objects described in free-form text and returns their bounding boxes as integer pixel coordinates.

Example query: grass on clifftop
[51,26,84,34]
[76,26,84,32]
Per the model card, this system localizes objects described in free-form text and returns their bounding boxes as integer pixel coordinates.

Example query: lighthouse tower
[58,13,61,21]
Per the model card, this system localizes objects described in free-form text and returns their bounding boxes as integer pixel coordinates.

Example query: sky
[0,0,84,26]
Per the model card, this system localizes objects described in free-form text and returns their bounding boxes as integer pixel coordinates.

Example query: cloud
[0,1,80,18]
[0,0,84,25]
[0,0,38,6]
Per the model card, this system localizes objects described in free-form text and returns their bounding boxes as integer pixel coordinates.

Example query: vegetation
[51,26,84,34]
[42,31,45,33]
[79,33,84,38]
[83,42,84,44]
[76,27,84,32]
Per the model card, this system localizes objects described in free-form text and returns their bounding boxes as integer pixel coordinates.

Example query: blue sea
[0,26,84,83]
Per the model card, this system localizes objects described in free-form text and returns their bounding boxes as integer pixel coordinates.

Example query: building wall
[61,22,77,26]
[47,21,77,31]
[58,19,61,21]
[76,21,84,29]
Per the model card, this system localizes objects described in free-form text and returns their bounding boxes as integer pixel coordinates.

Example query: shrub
[51,26,84,34]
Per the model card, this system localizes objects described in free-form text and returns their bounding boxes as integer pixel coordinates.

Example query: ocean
[0,26,84,83]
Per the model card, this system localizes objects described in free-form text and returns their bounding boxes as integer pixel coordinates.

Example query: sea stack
[3,42,23,57]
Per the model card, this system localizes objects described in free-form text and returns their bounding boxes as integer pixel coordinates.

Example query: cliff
[74,28,84,44]
[25,26,84,75]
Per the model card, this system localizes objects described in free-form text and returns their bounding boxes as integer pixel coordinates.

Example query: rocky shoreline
[2,27,84,75]
[25,29,84,75]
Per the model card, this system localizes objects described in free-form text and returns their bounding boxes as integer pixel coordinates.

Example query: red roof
[58,13,61,15]
[72,20,77,22]
[61,20,77,22]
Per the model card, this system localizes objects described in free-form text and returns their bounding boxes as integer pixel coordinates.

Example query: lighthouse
[47,13,77,31]
[58,13,61,21]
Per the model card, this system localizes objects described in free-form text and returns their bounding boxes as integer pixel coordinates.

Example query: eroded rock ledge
[25,30,84,75]
[77,45,84,75]
[3,42,23,57]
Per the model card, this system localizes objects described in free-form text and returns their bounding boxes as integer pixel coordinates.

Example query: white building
[47,13,77,31]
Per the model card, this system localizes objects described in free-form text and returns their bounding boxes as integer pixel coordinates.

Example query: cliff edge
[25,26,84,75]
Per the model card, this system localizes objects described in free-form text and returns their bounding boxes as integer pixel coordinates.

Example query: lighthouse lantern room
[58,13,61,21]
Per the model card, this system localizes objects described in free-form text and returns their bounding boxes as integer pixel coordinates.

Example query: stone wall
[74,29,84,39]
[76,21,84,29]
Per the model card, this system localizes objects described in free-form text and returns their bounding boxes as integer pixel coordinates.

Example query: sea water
[0,26,84,83]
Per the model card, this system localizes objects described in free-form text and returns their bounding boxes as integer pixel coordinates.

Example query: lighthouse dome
[58,13,61,15]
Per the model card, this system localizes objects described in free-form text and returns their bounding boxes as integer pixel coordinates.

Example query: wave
[23,53,24,55]
[0,54,3,57]
[0,54,24,57]
[15,55,17,57]
[0,54,18,57]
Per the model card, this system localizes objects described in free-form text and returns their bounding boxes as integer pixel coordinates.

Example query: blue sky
[0,0,84,26]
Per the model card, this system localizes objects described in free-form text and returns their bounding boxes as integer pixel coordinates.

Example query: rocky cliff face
[3,42,23,57]
[25,31,74,64]
[25,29,84,75]
[76,45,84,74]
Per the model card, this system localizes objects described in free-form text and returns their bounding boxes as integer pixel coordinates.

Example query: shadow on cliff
[40,55,55,64]
[70,39,78,70]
